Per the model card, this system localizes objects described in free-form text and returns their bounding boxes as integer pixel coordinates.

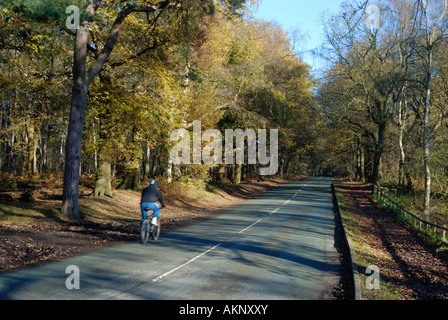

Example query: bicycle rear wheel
[151,221,160,240]
[140,220,151,244]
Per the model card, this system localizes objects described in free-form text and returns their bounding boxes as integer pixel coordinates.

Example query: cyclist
[140,180,166,226]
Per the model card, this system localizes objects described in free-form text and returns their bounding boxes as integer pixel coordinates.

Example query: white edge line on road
[152,243,222,282]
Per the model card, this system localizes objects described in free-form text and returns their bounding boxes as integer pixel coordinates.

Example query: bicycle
[140,208,161,244]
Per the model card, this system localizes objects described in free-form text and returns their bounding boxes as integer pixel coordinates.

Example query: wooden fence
[374,185,448,246]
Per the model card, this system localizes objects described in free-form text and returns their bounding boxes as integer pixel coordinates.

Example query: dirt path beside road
[339,182,448,300]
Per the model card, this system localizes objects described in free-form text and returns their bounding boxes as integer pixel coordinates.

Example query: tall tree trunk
[423,68,432,220]
[360,145,365,182]
[397,99,412,192]
[40,114,49,173]
[418,0,448,221]
[356,144,361,180]
[166,157,173,183]
[372,120,386,192]
[26,117,38,175]
[61,22,90,220]
[233,163,242,184]
[94,157,113,197]
[216,164,226,182]
[143,143,150,180]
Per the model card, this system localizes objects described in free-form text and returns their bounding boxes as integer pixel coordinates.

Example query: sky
[253,0,346,72]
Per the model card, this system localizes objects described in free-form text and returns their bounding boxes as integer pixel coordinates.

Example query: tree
[323,1,403,189]
[415,0,448,218]
[62,0,192,219]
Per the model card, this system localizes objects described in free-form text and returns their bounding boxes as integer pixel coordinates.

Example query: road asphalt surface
[0,177,342,300]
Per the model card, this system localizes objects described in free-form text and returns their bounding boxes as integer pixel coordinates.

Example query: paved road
[0,177,341,300]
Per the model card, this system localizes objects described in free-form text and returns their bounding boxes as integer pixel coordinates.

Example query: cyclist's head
[150,180,158,187]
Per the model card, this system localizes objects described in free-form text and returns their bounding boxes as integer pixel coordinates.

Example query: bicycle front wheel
[140,220,151,244]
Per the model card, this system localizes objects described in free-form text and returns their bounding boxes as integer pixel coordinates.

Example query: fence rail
[374,185,448,245]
